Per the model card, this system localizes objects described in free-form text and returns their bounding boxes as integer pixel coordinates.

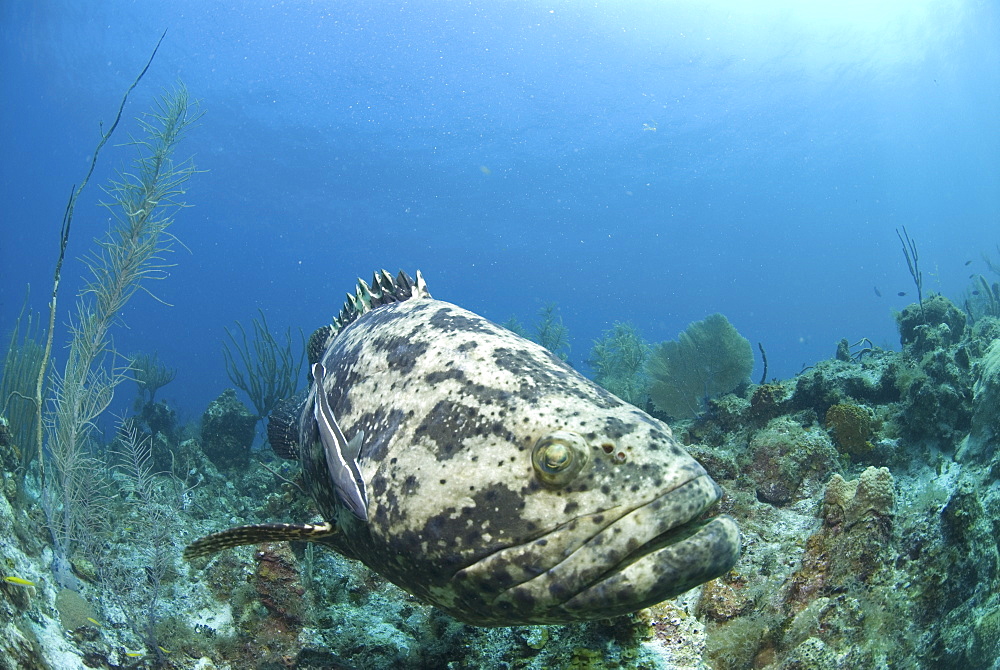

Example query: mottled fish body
[186,271,740,626]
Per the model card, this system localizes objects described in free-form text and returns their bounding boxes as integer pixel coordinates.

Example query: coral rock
[749,383,789,423]
[823,467,895,527]
[698,574,752,622]
[958,337,1000,464]
[253,542,306,626]
[896,293,967,355]
[745,418,840,507]
[787,468,895,612]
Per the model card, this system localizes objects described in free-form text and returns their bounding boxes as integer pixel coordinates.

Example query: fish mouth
[558,502,740,619]
[477,474,741,623]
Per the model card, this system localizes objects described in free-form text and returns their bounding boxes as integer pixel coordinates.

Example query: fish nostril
[601,443,615,454]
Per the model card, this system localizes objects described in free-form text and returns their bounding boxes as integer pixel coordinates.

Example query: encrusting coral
[825,403,877,457]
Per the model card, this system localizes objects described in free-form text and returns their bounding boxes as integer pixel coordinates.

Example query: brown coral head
[825,403,876,457]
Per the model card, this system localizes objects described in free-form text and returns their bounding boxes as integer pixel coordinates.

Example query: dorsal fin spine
[326,269,431,339]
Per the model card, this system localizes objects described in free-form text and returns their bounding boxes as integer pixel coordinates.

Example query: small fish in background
[2,576,36,587]
[898,291,908,297]
[873,286,882,297]
[972,290,981,295]
[965,260,973,266]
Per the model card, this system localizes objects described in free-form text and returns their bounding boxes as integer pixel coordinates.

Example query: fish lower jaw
[490,475,741,623]
[560,513,741,618]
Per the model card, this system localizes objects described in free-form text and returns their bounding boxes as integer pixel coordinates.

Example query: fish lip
[559,512,741,618]
[557,473,727,588]
[596,476,727,575]
[489,474,739,622]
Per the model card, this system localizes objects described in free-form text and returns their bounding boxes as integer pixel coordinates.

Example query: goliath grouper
[184,270,740,626]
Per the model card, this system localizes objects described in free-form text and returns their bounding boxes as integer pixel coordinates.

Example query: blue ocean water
[1,0,998,422]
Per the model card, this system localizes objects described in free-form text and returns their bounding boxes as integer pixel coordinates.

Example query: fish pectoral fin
[267,394,306,460]
[183,522,336,560]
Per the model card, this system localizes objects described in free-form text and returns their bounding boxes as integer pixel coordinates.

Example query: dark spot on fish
[458,341,478,352]
[372,335,429,375]
[491,347,619,409]
[425,368,466,385]
[510,588,538,609]
[429,306,499,335]
[603,417,637,440]
[414,399,513,460]
[547,581,571,601]
[383,483,534,587]
[354,408,405,462]
[371,474,388,498]
[463,526,482,546]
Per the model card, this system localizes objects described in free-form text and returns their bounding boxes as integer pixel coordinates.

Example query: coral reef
[785,467,895,611]
[2,290,1000,668]
[896,293,967,355]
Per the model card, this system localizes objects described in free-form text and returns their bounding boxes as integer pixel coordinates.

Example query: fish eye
[531,431,589,488]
